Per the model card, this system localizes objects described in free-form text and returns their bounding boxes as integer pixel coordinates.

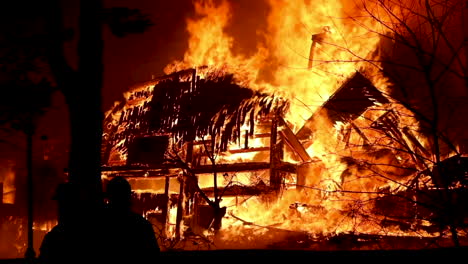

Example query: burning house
[2,0,467,258]
[101,68,467,250]
[101,67,294,246]
[98,0,468,251]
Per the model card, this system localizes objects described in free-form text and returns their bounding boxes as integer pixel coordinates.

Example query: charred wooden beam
[278,117,312,162]
[161,176,170,238]
[185,140,194,165]
[201,183,271,197]
[350,121,370,147]
[402,126,430,157]
[194,142,273,155]
[103,162,296,176]
[191,68,196,93]
[296,72,389,142]
[276,162,298,174]
[244,130,249,149]
[102,164,181,172]
[192,162,270,174]
[193,161,296,174]
[175,176,185,241]
[228,147,270,154]
[270,116,281,190]
[253,133,271,138]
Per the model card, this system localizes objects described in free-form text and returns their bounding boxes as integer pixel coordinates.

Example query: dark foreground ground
[1,247,467,263]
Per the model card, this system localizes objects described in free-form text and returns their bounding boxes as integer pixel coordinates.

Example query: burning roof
[296,71,389,142]
[102,67,289,166]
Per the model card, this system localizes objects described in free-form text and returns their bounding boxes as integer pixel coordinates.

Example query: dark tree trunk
[71,0,104,204]
[46,0,104,210]
[211,204,226,231]
[24,123,35,261]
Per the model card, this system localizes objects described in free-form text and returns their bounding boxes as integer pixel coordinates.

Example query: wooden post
[244,130,249,149]
[161,176,170,238]
[185,139,194,216]
[175,175,185,241]
[192,192,200,232]
[277,137,284,186]
[186,63,196,214]
[184,197,191,216]
[186,141,194,167]
[191,68,197,93]
[269,116,280,191]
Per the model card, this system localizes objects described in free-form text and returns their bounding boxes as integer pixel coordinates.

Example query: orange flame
[103,0,467,249]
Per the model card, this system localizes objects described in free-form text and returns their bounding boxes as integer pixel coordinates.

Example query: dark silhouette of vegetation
[1,0,153,259]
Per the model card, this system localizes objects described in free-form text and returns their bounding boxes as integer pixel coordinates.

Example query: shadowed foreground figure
[104,176,160,263]
[38,182,78,264]
[38,182,104,264]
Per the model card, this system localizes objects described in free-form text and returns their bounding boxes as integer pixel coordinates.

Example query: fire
[102,0,467,250]
[163,0,464,244]
[165,0,384,132]
[164,0,265,85]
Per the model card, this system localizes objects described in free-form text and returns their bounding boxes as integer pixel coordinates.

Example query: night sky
[33,0,198,169]
[1,0,272,177]
[99,0,269,111]
[98,0,265,111]
[100,0,194,110]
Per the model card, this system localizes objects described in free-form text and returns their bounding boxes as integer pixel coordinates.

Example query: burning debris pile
[101,0,468,251]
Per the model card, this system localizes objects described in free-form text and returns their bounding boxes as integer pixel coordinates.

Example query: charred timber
[201,184,271,197]
[101,165,181,178]
[296,71,389,141]
[192,163,271,175]
[278,117,311,162]
[102,164,181,172]
[227,147,270,154]
[102,161,297,176]
[192,161,297,174]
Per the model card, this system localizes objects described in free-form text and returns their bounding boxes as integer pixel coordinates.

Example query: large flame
[102,0,467,249]
[160,0,460,244]
[165,0,384,132]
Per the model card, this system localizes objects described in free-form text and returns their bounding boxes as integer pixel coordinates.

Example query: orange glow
[102,0,467,249]
[164,0,385,132]
[0,160,16,204]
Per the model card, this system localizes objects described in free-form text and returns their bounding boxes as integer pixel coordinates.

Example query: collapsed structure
[101,63,467,249]
[99,0,468,250]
